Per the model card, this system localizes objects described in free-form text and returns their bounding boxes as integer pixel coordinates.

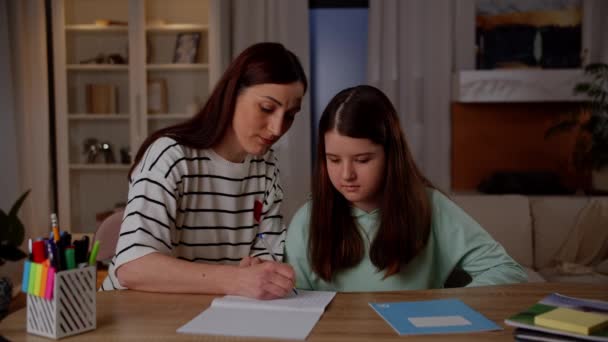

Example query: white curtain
[0,0,52,284]
[601,0,608,62]
[0,0,19,210]
[212,0,311,222]
[368,0,452,190]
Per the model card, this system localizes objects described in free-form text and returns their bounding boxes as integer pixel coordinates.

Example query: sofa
[452,194,608,284]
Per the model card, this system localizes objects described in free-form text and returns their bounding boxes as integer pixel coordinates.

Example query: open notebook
[177,290,336,340]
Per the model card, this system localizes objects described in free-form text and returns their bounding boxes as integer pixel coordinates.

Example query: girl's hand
[231,261,296,300]
[239,256,263,267]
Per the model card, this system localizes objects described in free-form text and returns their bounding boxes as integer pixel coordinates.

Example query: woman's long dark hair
[310,85,433,281]
[129,42,307,177]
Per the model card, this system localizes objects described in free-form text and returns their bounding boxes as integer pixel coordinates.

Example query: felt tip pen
[89,240,100,266]
[257,233,298,296]
[65,247,76,270]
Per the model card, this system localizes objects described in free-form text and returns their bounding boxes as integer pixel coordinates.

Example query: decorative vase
[591,166,608,193]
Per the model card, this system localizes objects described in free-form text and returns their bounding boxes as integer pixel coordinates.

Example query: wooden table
[1,282,606,341]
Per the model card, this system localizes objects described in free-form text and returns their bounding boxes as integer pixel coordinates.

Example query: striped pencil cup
[26,266,96,339]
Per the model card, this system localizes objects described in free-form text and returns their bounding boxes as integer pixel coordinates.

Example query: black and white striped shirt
[101,137,285,290]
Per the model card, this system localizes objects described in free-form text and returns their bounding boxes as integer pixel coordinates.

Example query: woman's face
[324,129,386,212]
[219,82,304,162]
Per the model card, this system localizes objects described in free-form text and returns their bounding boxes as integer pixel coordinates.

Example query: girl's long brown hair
[310,85,433,281]
[129,42,307,178]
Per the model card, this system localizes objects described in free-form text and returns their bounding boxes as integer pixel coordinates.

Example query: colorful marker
[89,240,100,266]
[65,247,76,270]
[21,261,31,293]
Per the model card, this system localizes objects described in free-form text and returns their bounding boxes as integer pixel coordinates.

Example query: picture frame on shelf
[173,32,201,64]
[147,79,168,113]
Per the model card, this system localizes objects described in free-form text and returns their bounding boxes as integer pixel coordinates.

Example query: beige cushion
[530,197,589,269]
[596,259,608,275]
[525,267,546,283]
[538,266,608,284]
[452,194,533,268]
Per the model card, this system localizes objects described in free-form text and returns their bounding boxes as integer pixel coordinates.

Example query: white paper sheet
[177,290,336,340]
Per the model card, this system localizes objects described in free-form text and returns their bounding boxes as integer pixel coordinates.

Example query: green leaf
[8,190,30,218]
[574,83,591,95]
[586,85,607,99]
[0,210,8,242]
[6,219,25,246]
[584,63,608,75]
[572,137,591,172]
[544,120,578,139]
[1,190,29,247]
[573,63,608,170]
[0,244,27,262]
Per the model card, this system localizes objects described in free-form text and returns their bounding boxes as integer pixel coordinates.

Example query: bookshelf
[52,0,221,234]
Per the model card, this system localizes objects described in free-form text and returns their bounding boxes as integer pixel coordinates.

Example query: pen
[89,240,100,266]
[50,213,62,271]
[257,233,298,296]
[51,213,60,243]
[65,247,76,270]
[46,239,59,270]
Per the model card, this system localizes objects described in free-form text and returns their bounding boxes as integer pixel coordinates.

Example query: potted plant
[0,190,30,320]
[545,62,608,193]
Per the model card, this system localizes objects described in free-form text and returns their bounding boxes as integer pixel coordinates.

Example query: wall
[309,7,368,152]
[0,0,20,210]
[0,0,23,289]
[451,102,584,192]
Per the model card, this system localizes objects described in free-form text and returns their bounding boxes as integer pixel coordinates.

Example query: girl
[286,85,527,291]
[101,42,306,299]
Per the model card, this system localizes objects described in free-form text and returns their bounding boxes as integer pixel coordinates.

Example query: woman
[286,85,527,291]
[101,42,306,300]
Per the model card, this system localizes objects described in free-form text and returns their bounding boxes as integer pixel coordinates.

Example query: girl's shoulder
[426,188,459,214]
[286,200,313,247]
[291,200,313,226]
[426,188,483,234]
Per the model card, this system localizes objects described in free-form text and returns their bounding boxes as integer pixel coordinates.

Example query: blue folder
[369,298,501,335]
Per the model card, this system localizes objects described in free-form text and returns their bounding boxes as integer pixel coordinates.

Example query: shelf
[70,164,130,171]
[148,113,193,120]
[69,114,130,120]
[66,24,128,32]
[146,64,208,71]
[452,69,588,103]
[146,24,208,32]
[53,0,216,234]
[67,64,128,71]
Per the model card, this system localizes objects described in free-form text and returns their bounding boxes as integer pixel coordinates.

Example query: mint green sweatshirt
[285,190,527,291]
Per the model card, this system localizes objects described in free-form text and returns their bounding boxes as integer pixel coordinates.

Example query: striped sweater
[101,137,285,290]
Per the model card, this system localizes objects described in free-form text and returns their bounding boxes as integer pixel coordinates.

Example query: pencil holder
[26,266,96,339]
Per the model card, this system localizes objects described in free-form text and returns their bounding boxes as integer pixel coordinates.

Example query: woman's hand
[231,261,296,300]
[239,256,264,267]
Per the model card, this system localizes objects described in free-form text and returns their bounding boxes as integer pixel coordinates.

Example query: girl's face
[324,129,386,212]
[218,82,304,162]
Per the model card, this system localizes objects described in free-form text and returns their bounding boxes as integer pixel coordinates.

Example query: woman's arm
[250,155,286,260]
[116,252,296,299]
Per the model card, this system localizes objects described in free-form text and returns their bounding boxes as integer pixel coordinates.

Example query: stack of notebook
[505,293,608,341]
